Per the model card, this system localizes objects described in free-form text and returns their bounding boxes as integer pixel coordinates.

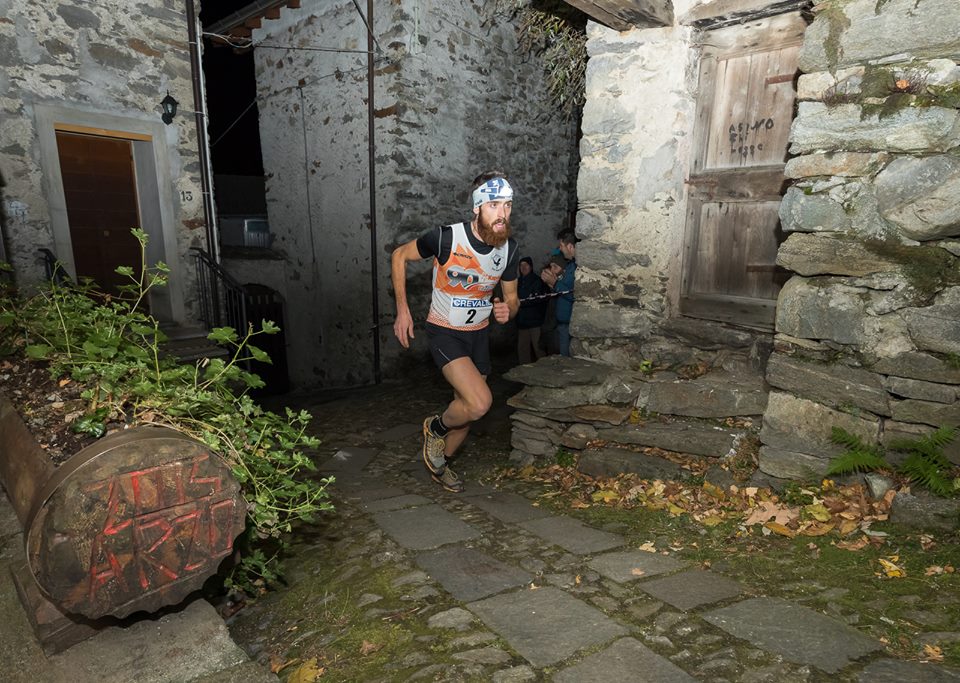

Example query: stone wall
[251,0,579,388]
[572,17,698,367]
[0,0,205,323]
[761,0,960,480]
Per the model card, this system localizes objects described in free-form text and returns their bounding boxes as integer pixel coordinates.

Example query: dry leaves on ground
[500,464,900,548]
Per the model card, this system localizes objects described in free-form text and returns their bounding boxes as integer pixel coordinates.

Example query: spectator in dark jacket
[553,230,579,356]
[516,256,547,364]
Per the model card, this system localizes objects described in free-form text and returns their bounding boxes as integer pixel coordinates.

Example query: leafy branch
[0,229,331,592]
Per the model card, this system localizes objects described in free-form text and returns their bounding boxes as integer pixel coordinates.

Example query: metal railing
[38,249,71,286]
[191,247,248,334]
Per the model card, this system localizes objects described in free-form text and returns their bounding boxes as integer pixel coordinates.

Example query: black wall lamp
[160,91,179,125]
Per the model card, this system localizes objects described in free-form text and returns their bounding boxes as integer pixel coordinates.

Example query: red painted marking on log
[188,454,222,493]
[177,508,205,572]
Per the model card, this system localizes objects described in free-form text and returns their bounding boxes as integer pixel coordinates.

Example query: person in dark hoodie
[515,256,547,364]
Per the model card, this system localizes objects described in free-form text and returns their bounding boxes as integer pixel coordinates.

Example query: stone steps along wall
[504,355,766,484]
[762,0,960,481]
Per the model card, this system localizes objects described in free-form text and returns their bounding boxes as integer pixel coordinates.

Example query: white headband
[472,177,514,208]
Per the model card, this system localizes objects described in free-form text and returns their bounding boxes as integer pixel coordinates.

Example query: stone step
[158,325,229,363]
[639,369,768,418]
[598,417,749,459]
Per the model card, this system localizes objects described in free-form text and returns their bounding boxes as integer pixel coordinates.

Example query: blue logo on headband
[473,177,514,208]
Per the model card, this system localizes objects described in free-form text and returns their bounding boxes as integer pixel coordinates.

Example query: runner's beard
[476,214,511,248]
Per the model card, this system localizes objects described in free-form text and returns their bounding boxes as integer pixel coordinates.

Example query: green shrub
[0,229,331,592]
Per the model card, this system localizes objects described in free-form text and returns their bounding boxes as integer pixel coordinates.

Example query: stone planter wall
[761,0,960,481]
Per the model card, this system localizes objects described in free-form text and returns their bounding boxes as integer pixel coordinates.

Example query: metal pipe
[364,0,381,385]
[186,0,218,262]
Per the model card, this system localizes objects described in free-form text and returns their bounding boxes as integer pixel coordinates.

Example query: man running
[391,171,520,492]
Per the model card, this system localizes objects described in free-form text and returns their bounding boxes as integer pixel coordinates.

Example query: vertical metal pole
[366,0,381,385]
[186,0,218,262]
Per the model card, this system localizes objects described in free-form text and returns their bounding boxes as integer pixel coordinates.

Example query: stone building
[0,0,210,327]
[507,0,960,487]
[211,0,580,388]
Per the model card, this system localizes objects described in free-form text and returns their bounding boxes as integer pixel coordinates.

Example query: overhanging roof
[206,0,301,43]
[563,0,673,31]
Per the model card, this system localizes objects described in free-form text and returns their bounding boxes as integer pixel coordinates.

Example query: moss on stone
[862,238,960,301]
[818,0,853,73]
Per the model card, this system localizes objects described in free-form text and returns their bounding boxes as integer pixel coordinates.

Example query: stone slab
[318,447,378,472]
[372,423,421,442]
[415,545,532,602]
[372,504,480,550]
[704,597,882,673]
[467,587,628,667]
[588,551,686,584]
[46,599,249,682]
[858,658,960,682]
[333,481,407,503]
[193,661,278,682]
[362,494,432,513]
[519,516,623,555]
[463,491,552,524]
[637,570,742,611]
[553,637,696,683]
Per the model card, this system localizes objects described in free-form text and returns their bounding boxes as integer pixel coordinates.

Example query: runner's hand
[394,308,415,348]
[492,297,510,324]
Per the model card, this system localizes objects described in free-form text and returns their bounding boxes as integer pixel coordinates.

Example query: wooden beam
[564,0,673,31]
[264,7,281,19]
[682,0,811,29]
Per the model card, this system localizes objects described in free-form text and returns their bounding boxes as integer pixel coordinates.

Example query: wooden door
[680,12,806,329]
[55,131,143,296]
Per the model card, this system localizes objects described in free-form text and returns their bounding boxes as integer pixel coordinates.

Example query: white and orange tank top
[427,222,509,331]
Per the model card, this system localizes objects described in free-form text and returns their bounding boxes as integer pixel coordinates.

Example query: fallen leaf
[591,489,619,503]
[569,499,590,509]
[919,534,936,551]
[700,515,724,527]
[799,522,835,537]
[638,541,657,553]
[838,519,859,537]
[878,556,906,578]
[764,521,796,538]
[630,568,645,577]
[58,378,71,387]
[925,565,944,576]
[835,536,869,551]
[922,644,944,662]
[288,658,324,683]
[804,503,832,522]
[575,574,582,585]
[360,640,382,656]
[270,655,298,674]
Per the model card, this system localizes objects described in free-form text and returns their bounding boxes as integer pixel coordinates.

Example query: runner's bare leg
[439,357,491,457]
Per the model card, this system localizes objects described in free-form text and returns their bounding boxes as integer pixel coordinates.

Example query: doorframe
[34,104,184,323]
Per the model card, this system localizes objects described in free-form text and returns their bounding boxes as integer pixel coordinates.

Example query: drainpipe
[186,0,218,262]
[365,0,381,385]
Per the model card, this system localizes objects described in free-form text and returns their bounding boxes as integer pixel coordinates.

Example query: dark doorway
[55,130,144,296]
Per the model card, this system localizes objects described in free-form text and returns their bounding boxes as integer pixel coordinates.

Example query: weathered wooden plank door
[56,130,144,297]
[680,11,806,329]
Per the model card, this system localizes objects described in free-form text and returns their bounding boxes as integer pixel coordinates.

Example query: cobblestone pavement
[229,365,960,683]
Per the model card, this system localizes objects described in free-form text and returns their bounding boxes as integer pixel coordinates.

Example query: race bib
[450,298,492,326]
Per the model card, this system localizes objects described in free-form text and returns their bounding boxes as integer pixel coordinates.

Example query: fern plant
[827,426,959,497]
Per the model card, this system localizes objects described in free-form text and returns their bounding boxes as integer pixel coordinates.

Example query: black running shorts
[425,322,491,376]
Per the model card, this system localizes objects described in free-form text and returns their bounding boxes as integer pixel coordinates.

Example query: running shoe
[431,466,464,493]
[422,416,447,474]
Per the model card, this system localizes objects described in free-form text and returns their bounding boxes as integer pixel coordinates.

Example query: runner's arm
[391,239,425,348]
[493,278,520,324]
